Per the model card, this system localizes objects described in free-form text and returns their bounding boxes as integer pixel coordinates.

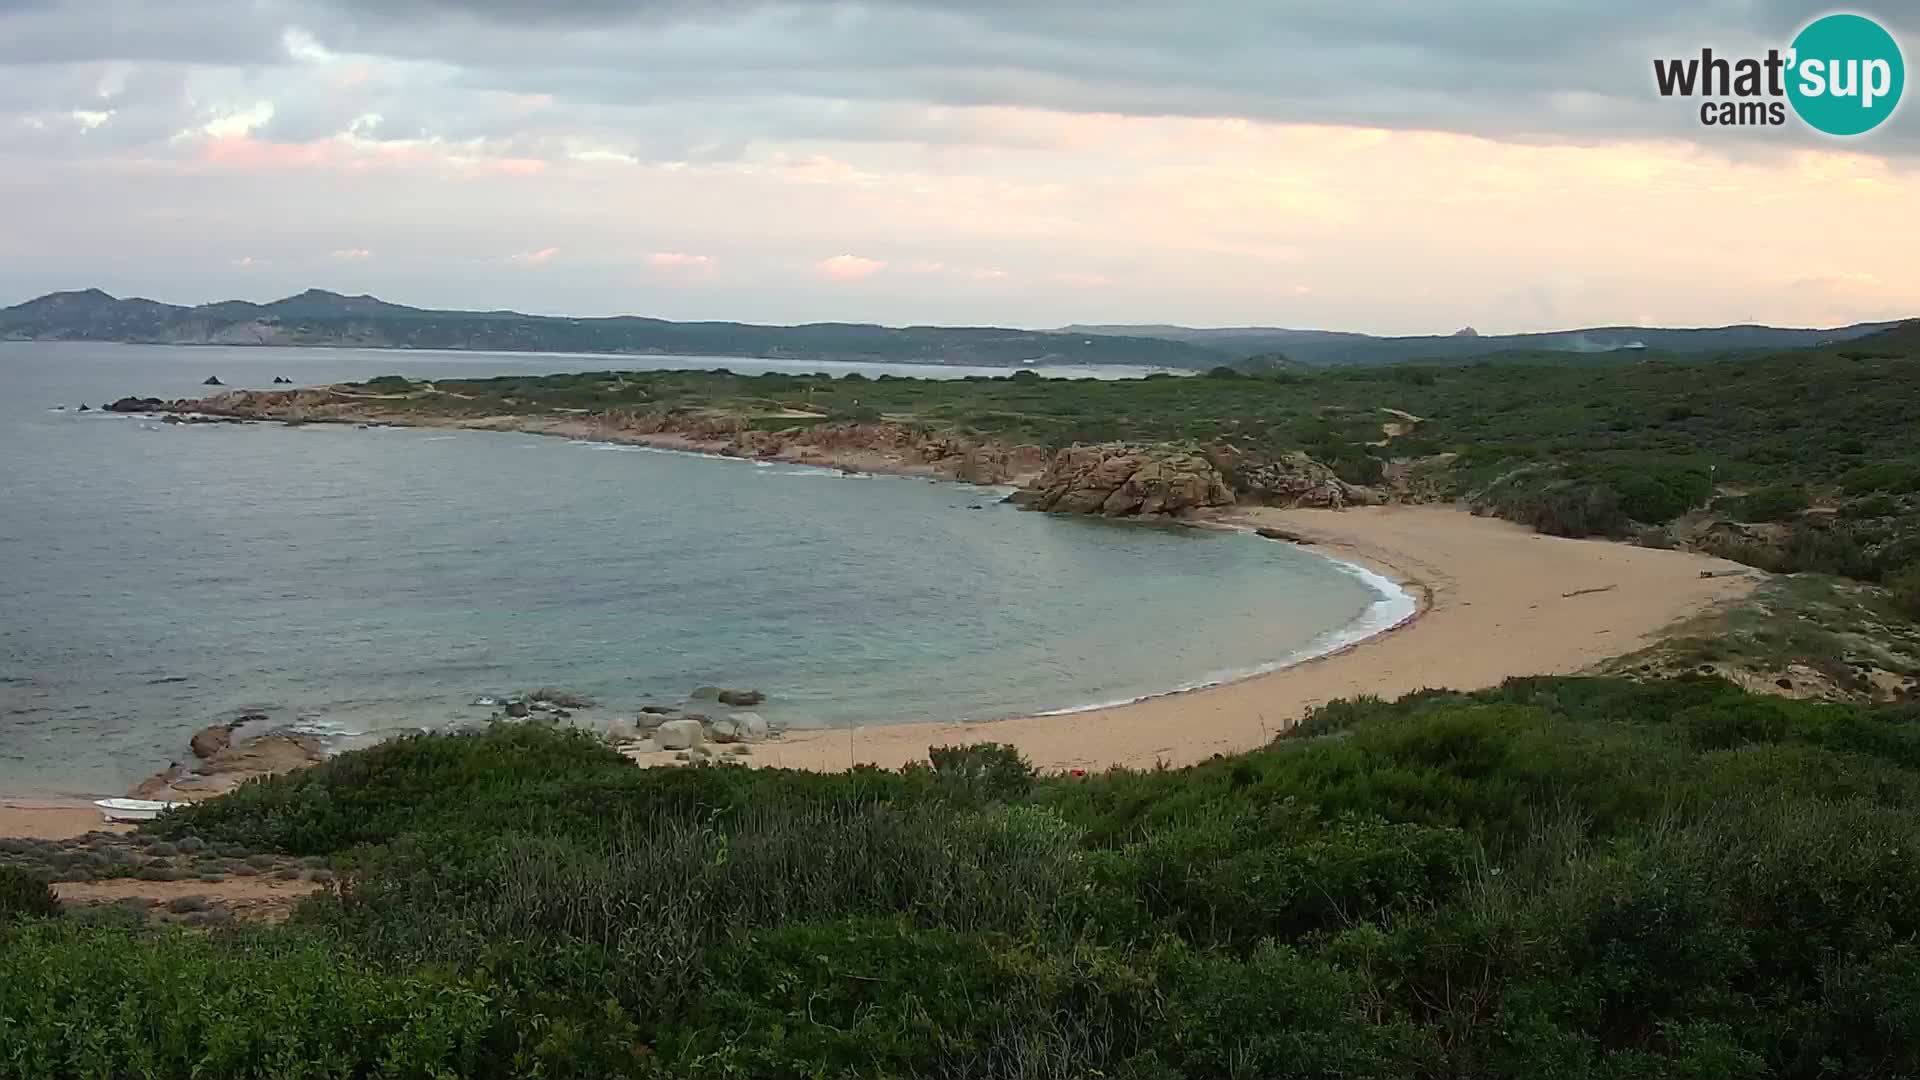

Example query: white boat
[93,798,183,823]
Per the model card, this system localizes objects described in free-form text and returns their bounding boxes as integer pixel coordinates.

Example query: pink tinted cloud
[231,255,267,268]
[649,251,714,270]
[465,157,547,177]
[968,268,1009,282]
[511,247,561,265]
[197,135,435,174]
[817,254,886,281]
[1052,272,1110,287]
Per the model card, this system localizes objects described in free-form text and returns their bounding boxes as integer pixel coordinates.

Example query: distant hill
[0,289,1224,368]
[1059,320,1904,366]
[6,288,1905,369]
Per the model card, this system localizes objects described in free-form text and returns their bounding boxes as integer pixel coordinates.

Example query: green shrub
[1838,462,1920,495]
[1892,564,1920,620]
[36,677,1920,1077]
[928,741,1035,801]
[1722,484,1810,522]
[0,866,59,923]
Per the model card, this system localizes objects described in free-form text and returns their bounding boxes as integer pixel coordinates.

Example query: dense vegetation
[6,677,1920,1077]
[358,324,1920,582]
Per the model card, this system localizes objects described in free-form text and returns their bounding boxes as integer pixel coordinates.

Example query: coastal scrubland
[340,323,1920,585]
[5,676,1920,1077]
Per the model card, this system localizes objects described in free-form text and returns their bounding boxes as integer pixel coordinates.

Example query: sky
[1,0,1916,335]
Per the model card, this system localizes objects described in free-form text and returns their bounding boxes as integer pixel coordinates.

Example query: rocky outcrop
[716,688,765,707]
[1011,445,1234,518]
[529,687,596,709]
[1210,447,1378,509]
[130,730,326,801]
[106,396,169,413]
[188,722,237,759]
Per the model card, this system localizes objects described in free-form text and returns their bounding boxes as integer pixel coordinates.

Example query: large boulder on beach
[1012,445,1233,518]
[710,712,770,744]
[654,719,705,751]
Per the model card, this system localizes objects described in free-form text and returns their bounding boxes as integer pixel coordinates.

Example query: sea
[0,342,1410,796]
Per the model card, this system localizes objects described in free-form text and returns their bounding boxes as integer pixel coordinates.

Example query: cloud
[331,247,373,259]
[648,251,712,269]
[816,254,886,281]
[230,254,266,267]
[1,0,1917,333]
[3,0,1916,164]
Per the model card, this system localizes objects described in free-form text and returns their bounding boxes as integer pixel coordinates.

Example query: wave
[1030,548,1418,718]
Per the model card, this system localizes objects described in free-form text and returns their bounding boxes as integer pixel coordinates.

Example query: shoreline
[0,507,1757,836]
[4,407,1762,836]
[753,504,1759,773]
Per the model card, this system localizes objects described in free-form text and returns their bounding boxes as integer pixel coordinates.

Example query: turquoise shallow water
[0,343,1404,796]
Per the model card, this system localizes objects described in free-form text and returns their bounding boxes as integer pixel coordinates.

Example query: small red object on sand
[1069,768,1087,778]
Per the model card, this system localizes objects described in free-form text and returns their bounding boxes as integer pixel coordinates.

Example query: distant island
[1,286,1903,368]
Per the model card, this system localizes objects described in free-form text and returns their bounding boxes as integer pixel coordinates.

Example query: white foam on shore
[1029,544,1418,718]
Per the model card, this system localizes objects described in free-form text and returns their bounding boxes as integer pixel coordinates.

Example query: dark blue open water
[0,342,1406,796]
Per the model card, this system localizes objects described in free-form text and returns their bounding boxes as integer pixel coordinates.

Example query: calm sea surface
[0,342,1404,796]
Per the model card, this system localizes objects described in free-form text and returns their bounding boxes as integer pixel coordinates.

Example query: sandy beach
[751,504,1759,773]
[0,502,1758,839]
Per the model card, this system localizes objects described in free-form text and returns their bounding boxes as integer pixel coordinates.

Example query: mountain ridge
[0,289,1220,368]
[3,287,1907,367]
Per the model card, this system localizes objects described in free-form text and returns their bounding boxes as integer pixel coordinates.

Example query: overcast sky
[1,0,1915,334]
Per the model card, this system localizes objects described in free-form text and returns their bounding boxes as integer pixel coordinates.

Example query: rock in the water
[716,688,766,707]
[638,704,677,715]
[504,701,531,719]
[689,686,723,701]
[188,722,237,760]
[106,396,166,413]
[530,687,596,709]
[1254,526,1309,543]
[655,719,705,751]
[202,376,223,386]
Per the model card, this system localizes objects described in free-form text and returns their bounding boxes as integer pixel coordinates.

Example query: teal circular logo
[1787,13,1905,136]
